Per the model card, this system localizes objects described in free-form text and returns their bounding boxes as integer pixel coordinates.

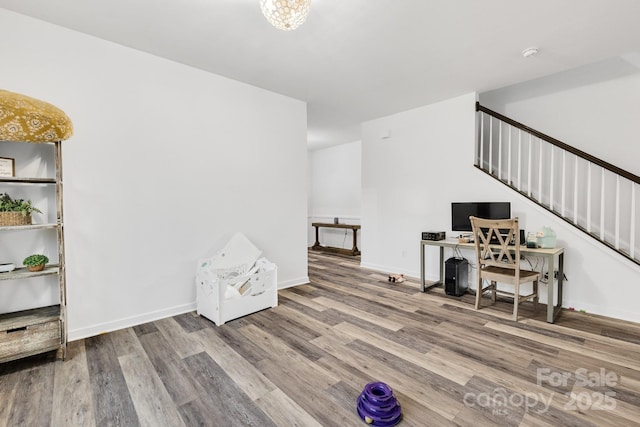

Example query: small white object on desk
[0,263,16,273]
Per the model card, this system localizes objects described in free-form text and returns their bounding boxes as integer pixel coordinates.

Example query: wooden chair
[469,216,539,321]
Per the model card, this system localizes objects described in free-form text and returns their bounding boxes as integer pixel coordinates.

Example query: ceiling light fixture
[260,0,311,31]
[522,47,539,58]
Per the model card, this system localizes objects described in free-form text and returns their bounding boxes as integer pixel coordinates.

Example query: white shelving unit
[0,140,67,363]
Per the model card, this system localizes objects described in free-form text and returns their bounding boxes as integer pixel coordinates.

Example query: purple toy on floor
[357,382,402,426]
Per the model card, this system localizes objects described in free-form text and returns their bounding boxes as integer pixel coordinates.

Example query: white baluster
[561,150,566,218]
[489,117,493,174]
[600,168,605,240]
[518,130,522,191]
[527,134,532,197]
[615,175,620,250]
[550,146,555,211]
[631,183,636,259]
[574,156,579,224]
[587,163,592,233]
[538,139,543,204]
[479,112,484,168]
[498,121,502,180]
[507,125,512,185]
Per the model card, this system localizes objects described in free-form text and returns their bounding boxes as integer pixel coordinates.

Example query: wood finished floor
[2,250,640,426]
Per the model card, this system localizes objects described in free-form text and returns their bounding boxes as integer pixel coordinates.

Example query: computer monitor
[451,202,511,232]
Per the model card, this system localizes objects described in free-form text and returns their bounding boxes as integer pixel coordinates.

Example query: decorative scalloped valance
[0,89,73,143]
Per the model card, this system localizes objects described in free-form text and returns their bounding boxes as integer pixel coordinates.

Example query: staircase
[475,102,640,266]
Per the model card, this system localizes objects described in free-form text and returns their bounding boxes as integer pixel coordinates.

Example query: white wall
[308,141,362,248]
[0,10,309,340]
[361,92,640,323]
[362,93,479,275]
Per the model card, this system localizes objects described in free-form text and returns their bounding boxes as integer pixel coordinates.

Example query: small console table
[312,223,361,256]
[420,239,565,323]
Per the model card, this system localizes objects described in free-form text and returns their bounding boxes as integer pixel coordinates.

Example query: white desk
[420,239,565,323]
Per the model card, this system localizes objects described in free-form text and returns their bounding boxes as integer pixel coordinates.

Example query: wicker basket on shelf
[0,212,32,227]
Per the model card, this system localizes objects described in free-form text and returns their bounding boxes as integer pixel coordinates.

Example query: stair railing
[475,102,639,266]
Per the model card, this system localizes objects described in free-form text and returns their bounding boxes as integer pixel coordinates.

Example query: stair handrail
[476,102,640,185]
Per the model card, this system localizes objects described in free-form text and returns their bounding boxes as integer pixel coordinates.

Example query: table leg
[420,242,426,292]
[439,246,444,286]
[546,254,555,323]
[556,253,564,318]
[352,229,360,255]
[420,243,449,291]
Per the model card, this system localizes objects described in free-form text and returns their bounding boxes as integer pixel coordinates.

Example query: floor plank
[85,334,140,427]
[254,388,323,427]
[119,352,186,427]
[137,331,201,407]
[182,351,276,426]
[192,326,276,401]
[6,355,55,426]
[51,340,96,427]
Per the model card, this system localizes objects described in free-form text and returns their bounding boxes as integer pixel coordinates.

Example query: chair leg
[491,281,496,304]
[513,282,520,321]
[475,277,483,310]
[533,280,539,313]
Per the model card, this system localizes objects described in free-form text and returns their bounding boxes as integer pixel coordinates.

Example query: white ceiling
[2,0,640,150]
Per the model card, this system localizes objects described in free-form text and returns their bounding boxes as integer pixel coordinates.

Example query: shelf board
[0,177,56,184]
[0,223,59,232]
[0,264,60,281]
[0,305,60,331]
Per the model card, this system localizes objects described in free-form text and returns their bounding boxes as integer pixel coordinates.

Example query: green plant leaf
[0,192,42,215]
[23,254,49,266]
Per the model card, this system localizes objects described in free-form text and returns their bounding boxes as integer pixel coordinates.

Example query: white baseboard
[68,302,196,342]
[561,299,640,324]
[359,262,420,280]
[279,276,310,289]
[69,276,311,341]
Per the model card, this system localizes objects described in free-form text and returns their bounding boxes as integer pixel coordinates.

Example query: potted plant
[0,192,42,226]
[23,254,49,272]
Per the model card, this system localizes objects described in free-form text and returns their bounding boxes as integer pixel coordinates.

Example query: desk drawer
[0,320,61,362]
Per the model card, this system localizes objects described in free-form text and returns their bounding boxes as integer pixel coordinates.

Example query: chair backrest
[469,216,521,271]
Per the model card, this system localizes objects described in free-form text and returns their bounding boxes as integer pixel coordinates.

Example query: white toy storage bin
[196,257,278,326]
